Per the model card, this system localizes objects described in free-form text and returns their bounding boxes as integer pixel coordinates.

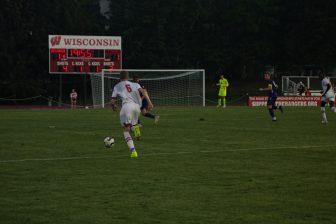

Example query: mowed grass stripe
[0,144,334,163]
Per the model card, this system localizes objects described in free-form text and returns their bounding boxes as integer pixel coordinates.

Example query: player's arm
[111,97,118,111]
[259,84,272,91]
[141,88,148,100]
[224,80,229,87]
[139,88,154,110]
[111,88,118,111]
[321,83,331,96]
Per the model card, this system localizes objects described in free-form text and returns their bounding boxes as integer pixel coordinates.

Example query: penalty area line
[0,145,334,164]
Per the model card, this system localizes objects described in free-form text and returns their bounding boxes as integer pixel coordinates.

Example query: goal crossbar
[91,69,206,108]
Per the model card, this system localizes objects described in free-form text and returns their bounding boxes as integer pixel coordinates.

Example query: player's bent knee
[123,123,132,131]
[321,107,326,112]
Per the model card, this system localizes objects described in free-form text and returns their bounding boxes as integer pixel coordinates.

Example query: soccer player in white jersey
[111,71,154,158]
[320,73,336,124]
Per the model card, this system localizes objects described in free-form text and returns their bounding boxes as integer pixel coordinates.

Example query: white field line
[0,145,334,164]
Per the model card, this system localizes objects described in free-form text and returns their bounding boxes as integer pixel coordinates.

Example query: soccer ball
[104,137,115,148]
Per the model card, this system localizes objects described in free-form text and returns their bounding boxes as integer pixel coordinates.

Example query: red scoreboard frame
[49,35,122,74]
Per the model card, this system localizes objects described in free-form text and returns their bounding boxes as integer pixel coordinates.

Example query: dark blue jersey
[138,83,148,110]
[266,79,278,96]
[139,84,145,98]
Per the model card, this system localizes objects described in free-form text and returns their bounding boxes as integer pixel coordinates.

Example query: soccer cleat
[272,117,277,122]
[133,125,141,140]
[154,115,160,124]
[131,150,138,158]
[279,106,284,114]
[321,120,328,124]
[222,105,226,108]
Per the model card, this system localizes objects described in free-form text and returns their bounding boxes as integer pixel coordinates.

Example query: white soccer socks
[321,107,328,123]
[124,131,135,151]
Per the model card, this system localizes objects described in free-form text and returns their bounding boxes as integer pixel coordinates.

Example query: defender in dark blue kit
[133,76,160,125]
[259,73,283,121]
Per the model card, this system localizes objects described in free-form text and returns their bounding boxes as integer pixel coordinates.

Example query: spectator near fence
[297,81,306,95]
[305,88,312,96]
[70,89,78,109]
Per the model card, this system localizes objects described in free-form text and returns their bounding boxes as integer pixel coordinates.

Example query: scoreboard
[49,35,122,74]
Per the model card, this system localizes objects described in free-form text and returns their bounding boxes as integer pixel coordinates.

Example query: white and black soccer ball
[104,137,115,148]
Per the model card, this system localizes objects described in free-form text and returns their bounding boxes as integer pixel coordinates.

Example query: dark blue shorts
[267,94,277,107]
[141,99,148,110]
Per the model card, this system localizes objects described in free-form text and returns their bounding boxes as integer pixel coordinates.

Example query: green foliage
[0,0,104,97]
[1,0,336,97]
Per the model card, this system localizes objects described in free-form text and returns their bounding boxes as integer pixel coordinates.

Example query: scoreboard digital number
[49,35,122,74]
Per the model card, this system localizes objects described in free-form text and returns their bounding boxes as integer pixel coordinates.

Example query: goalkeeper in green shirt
[217,75,229,108]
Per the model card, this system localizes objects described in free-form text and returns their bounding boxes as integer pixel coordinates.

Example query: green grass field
[0,107,335,224]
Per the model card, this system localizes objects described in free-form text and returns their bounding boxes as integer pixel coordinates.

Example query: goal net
[90,69,205,108]
[282,76,336,95]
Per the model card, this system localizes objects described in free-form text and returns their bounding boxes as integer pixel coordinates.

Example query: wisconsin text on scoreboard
[48,35,122,74]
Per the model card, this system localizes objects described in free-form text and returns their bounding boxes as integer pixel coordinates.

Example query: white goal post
[90,69,206,108]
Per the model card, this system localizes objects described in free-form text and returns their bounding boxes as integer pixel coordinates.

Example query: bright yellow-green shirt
[218,78,229,89]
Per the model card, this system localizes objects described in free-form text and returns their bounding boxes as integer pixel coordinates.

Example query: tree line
[1,0,336,98]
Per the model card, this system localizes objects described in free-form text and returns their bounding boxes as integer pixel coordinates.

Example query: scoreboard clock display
[49,35,122,74]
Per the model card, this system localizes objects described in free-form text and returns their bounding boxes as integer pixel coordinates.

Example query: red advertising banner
[247,96,330,107]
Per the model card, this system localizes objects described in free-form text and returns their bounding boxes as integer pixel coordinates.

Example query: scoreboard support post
[83,74,87,106]
[101,72,105,108]
[58,74,63,107]
[48,35,122,108]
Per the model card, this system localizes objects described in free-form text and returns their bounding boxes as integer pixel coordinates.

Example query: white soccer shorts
[322,92,335,103]
[119,102,140,127]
